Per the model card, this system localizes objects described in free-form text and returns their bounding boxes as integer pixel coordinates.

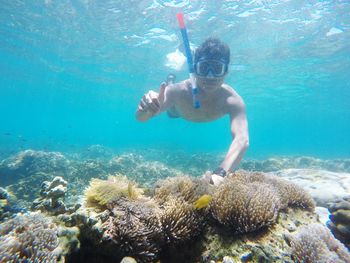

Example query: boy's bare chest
[175,94,226,122]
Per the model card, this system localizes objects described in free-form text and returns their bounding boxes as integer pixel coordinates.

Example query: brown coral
[84,175,144,210]
[290,223,350,262]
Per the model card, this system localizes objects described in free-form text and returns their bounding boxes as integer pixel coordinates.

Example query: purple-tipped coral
[102,199,162,262]
[0,212,60,262]
[289,223,350,262]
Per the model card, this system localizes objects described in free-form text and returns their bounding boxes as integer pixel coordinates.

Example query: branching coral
[84,175,144,210]
[153,176,212,205]
[210,179,280,233]
[0,212,60,262]
[102,199,162,262]
[289,223,350,262]
[159,197,205,245]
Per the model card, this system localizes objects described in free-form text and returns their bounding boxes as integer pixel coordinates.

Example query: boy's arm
[220,100,249,171]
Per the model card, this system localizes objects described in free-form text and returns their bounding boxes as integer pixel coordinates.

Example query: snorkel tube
[176,13,200,109]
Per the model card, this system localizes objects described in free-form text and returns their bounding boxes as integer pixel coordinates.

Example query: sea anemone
[84,175,144,210]
[159,197,206,245]
[233,171,315,210]
[210,179,280,233]
[153,176,212,205]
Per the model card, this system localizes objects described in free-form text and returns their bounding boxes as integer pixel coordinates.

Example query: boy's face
[196,74,225,91]
[194,58,228,91]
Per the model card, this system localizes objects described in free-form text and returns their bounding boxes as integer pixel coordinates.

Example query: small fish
[0,199,8,208]
[194,194,213,209]
[3,132,11,136]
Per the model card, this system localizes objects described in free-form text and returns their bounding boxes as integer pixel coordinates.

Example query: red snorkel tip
[177,13,185,28]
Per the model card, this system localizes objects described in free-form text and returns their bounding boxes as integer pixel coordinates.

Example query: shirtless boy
[136,38,249,185]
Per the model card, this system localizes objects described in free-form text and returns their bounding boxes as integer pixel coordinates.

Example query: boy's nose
[206,70,215,78]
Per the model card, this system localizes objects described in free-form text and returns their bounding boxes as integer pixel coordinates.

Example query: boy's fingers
[158,82,167,102]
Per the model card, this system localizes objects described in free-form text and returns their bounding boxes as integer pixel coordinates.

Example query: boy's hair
[194,38,230,64]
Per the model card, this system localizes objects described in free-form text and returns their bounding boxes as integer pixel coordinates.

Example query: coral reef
[210,171,315,234]
[0,187,23,222]
[0,212,61,262]
[109,153,186,187]
[327,196,350,249]
[0,150,71,185]
[32,176,79,215]
[80,145,115,160]
[240,156,350,173]
[288,223,350,262]
[84,175,144,211]
[201,208,319,262]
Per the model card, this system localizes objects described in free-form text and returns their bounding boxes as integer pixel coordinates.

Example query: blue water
[0,0,349,159]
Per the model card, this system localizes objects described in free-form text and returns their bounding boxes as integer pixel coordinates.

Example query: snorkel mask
[194,59,228,77]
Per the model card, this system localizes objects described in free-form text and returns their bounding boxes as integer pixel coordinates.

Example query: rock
[327,196,350,248]
[272,169,350,206]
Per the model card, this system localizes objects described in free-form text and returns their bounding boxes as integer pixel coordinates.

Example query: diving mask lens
[196,60,227,77]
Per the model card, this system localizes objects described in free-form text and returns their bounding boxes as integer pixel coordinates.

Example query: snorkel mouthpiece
[177,13,200,109]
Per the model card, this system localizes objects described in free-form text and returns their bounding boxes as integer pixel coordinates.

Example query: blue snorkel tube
[177,13,200,109]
